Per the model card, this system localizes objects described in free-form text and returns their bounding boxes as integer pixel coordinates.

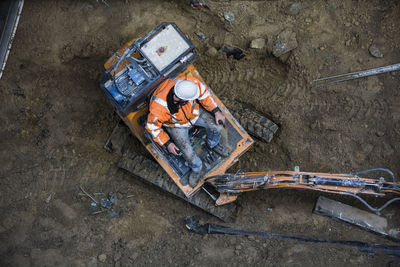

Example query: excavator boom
[206,168,400,209]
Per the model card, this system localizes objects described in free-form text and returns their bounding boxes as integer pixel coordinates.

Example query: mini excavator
[100,23,400,220]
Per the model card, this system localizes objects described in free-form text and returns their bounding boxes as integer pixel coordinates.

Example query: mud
[1,0,400,266]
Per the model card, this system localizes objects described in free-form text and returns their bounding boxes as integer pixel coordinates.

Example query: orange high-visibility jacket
[145,76,218,146]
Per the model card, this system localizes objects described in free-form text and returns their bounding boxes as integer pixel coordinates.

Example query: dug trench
[1,0,400,266]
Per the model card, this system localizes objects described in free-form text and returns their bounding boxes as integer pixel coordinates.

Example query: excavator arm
[206,168,400,211]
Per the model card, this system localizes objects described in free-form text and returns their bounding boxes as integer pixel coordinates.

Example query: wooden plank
[313,196,399,241]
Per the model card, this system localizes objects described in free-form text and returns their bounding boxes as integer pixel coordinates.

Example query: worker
[145,75,230,187]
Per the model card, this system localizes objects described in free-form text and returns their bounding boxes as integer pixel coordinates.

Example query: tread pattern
[117,150,236,222]
[222,98,279,142]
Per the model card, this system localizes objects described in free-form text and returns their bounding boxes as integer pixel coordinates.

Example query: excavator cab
[100,23,254,200]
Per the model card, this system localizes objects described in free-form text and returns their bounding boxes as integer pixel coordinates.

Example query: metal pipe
[313,63,400,85]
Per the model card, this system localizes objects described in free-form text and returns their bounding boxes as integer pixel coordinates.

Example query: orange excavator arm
[206,168,400,212]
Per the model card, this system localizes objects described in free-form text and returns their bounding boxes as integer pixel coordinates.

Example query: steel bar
[313,63,400,85]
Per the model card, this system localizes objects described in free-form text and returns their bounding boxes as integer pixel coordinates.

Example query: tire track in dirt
[203,64,308,107]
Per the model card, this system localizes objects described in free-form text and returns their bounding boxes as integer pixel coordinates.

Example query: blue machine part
[100,22,197,116]
[128,68,145,85]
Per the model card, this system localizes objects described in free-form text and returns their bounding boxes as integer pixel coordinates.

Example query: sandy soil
[1,0,400,266]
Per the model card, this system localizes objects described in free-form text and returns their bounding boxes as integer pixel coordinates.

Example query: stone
[376,131,385,137]
[250,38,266,49]
[206,46,218,57]
[224,11,235,22]
[272,29,298,57]
[285,3,301,16]
[98,254,107,262]
[305,18,312,23]
[369,45,383,58]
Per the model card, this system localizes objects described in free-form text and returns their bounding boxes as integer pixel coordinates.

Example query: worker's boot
[188,171,202,188]
[211,142,230,158]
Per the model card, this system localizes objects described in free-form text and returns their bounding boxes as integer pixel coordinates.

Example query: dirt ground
[1,0,400,266]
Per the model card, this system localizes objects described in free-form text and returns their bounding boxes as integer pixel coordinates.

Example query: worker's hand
[167,142,180,156]
[214,111,226,126]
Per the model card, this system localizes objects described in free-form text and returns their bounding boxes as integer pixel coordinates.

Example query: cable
[351,168,395,182]
[341,192,400,214]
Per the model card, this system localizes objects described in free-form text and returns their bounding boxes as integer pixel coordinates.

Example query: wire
[351,168,395,182]
[341,192,400,214]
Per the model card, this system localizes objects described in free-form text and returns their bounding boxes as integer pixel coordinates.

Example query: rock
[345,22,351,27]
[272,29,298,57]
[206,46,218,57]
[345,40,351,46]
[250,38,266,49]
[376,131,385,137]
[285,3,301,16]
[305,18,312,23]
[98,254,107,262]
[369,45,383,58]
[224,11,235,22]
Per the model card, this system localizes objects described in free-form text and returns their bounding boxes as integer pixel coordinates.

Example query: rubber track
[222,98,279,142]
[117,149,236,222]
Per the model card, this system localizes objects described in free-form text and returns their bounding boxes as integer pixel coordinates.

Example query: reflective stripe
[193,108,199,115]
[152,96,168,107]
[173,115,199,127]
[146,123,159,131]
[209,95,217,107]
[198,90,210,100]
[152,117,158,124]
[157,136,164,145]
[171,114,180,123]
[199,82,206,92]
[151,129,161,137]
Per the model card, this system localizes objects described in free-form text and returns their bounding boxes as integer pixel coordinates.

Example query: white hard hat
[174,80,200,101]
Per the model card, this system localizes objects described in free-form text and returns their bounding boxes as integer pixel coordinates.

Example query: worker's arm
[197,81,226,125]
[197,81,218,113]
[145,110,171,147]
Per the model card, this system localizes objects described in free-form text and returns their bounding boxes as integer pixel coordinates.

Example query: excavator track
[222,97,278,142]
[105,121,237,222]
